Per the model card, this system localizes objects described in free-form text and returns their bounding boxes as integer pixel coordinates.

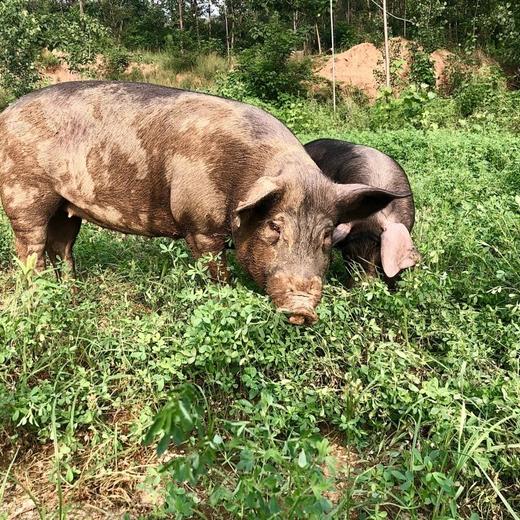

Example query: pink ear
[380,223,420,278]
[332,222,353,245]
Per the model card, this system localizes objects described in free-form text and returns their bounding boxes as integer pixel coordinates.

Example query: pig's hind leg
[46,209,82,277]
[185,233,230,283]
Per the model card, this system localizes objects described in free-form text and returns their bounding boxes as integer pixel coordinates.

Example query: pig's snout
[267,273,323,325]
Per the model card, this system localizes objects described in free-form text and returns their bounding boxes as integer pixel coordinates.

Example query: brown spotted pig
[305,138,420,286]
[0,81,408,324]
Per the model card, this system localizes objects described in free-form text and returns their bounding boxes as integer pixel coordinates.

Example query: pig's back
[305,138,415,230]
[0,82,306,237]
[0,81,299,168]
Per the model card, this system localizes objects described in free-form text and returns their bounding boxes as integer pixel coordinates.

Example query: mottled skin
[0,82,406,323]
[305,138,420,287]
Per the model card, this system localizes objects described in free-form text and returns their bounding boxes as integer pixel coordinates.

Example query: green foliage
[100,46,131,80]
[334,21,365,50]
[37,50,61,71]
[410,47,436,87]
[0,88,12,111]
[119,1,169,50]
[0,0,41,96]
[40,10,111,70]
[370,84,438,129]
[453,66,508,117]
[146,384,334,518]
[406,0,448,51]
[193,52,228,80]
[163,31,200,71]
[236,16,312,101]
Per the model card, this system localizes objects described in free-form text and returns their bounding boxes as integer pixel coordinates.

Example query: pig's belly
[63,201,181,238]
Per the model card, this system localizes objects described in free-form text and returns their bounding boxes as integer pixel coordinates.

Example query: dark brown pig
[305,138,420,286]
[0,81,408,323]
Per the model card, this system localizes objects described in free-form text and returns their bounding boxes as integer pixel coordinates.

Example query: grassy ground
[0,128,519,519]
[125,51,230,91]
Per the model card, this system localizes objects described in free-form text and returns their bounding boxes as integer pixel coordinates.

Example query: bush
[163,31,200,73]
[0,88,12,110]
[193,52,228,81]
[370,84,438,129]
[37,49,61,71]
[100,46,131,79]
[453,66,508,117]
[335,21,365,50]
[40,10,111,70]
[410,46,436,87]
[0,0,42,96]
[236,16,312,101]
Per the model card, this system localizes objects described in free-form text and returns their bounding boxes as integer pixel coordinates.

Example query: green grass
[0,128,519,518]
[130,50,230,91]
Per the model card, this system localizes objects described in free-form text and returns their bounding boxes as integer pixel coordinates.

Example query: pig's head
[232,170,409,325]
[334,220,421,284]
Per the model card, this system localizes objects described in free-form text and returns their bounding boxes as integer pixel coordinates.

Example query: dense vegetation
[0,0,519,518]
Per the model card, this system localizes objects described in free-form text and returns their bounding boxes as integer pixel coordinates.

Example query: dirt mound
[430,49,454,88]
[40,50,82,84]
[317,37,453,100]
[317,42,383,99]
[42,63,82,84]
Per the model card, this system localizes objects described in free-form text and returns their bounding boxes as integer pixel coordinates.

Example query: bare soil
[317,38,454,100]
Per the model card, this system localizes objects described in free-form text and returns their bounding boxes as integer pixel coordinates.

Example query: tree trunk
[330,0,336,112]
[382,0,390,88]
[78,0,84,16]
[192,0,200,46]
[208,0,211,37]
[224,1,231,62]
[315,23,322,54]
[229,0,235,51]
[178,0,184,31]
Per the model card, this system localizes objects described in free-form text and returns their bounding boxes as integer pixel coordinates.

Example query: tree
[0,0,41,96]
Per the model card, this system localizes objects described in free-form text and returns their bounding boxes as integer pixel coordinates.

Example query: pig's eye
[268,221,281,234]
[266,220,281,243]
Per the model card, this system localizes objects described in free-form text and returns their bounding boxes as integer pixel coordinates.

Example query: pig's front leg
[185,233,230,283]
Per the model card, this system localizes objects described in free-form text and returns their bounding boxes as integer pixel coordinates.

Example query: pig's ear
[380,222,421,278]
[233,177,284,228]
[332,222,353,245]
[335,183,411,221]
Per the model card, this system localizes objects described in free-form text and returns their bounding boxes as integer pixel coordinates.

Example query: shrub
[37,49,61,71]
[0,88,12,110]
[40,10,111,70]
[100,46,131,79]
[193,52,228,81]
[410,46,436,87]
[370,84,438,129]
[453,66,508,117]
[335,21,365,50]
[236,16,312,101]
[0,0,42,96]
[163,31,200,73]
